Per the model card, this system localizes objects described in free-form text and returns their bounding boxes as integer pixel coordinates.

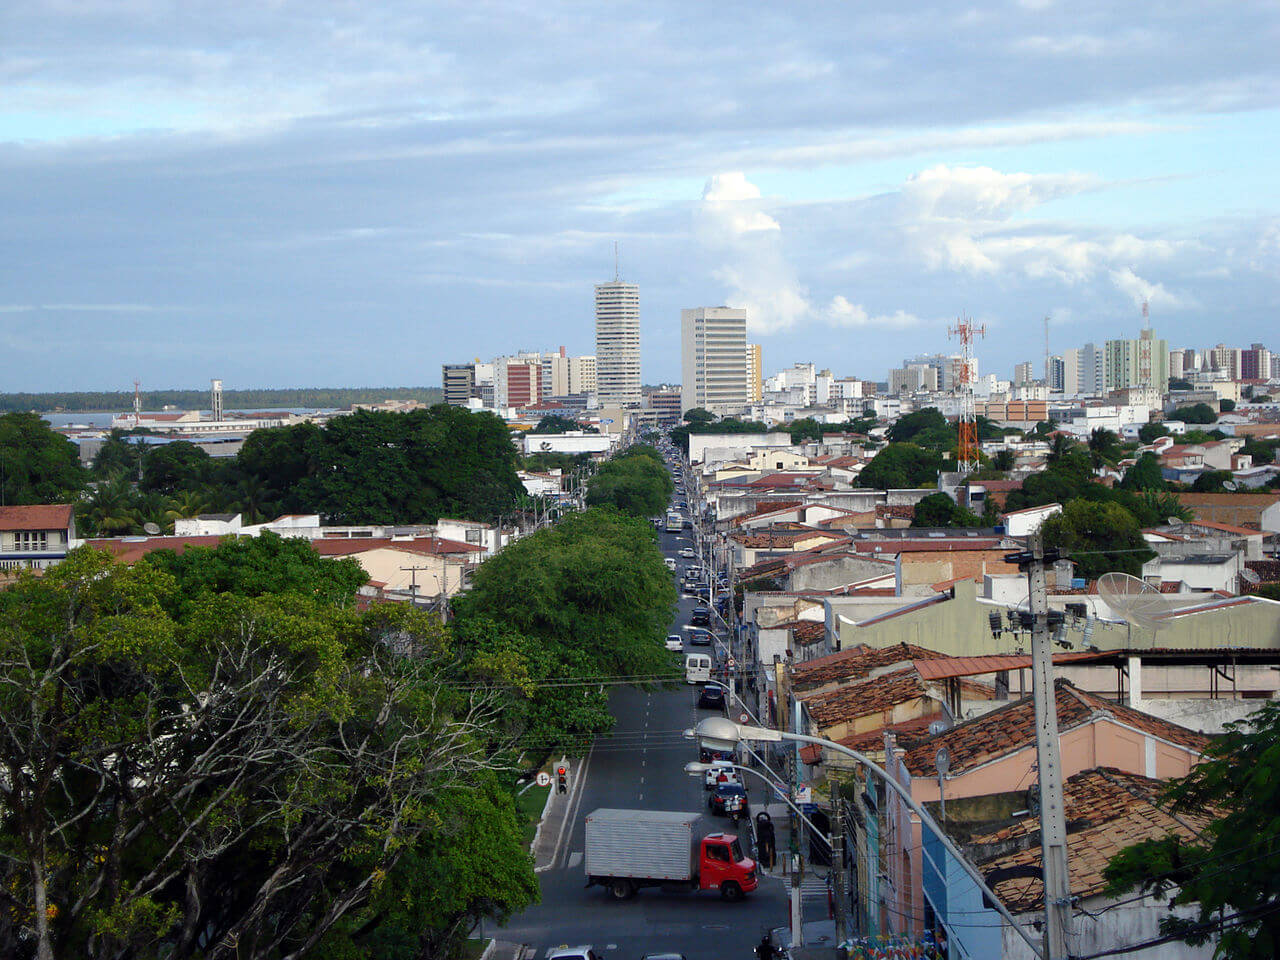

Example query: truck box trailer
[583,808,758,901]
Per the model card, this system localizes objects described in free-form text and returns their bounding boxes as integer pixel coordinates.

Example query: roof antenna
[614,240,619,282]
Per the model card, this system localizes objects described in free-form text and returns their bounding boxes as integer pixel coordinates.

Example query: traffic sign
[536,772,551,787]
[726,657,736,668]
[739,713,750,724]
[795,785,812,805]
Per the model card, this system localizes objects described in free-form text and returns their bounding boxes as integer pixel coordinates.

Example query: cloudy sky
[2,0,1278,392]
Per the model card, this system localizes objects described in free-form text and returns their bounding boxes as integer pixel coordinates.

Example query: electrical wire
[1068,899,1280,960]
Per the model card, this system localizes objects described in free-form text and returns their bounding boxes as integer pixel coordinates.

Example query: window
[706,844,731,863]
[15,531,48,551]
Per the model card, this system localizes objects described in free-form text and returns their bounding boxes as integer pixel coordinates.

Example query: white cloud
[697,173,918,335]
[901,164,1099,221]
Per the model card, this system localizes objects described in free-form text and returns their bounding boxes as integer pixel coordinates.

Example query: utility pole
[829,774,848,946]
[1014,532,1071,960]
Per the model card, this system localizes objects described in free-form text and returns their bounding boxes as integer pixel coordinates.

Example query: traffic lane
[507,683,789,956]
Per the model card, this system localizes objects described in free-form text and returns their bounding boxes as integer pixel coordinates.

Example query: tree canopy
[1040,499,1153,581]
[911,492,982,528]
[1176,403,1218,424]
[1105,703,1280,960]
[0,412,87,505]
[1119,452,1167,492]
[533,414,581,434]
[0,547,536,960]
[857,443,944,489]
[452,508,677,752]
[585,445,672,517]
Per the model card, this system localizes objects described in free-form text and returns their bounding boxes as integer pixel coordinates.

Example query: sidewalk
[530,750,590,872]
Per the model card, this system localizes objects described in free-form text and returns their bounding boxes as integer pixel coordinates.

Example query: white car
[665,635,684,651]
[704,760,742,790]
[664,557,677,571]
[548,948,599,960]
[679,547,696,559]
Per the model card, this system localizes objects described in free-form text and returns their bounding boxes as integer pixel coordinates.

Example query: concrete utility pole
[1021,533,1072,960]
[829,774,848,946]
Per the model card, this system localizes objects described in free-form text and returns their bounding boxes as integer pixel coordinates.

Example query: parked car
[665,635,684,651]
[691,606,710,625]
[708,782,749,818]
[548,947,600,960]
[689,629,713,646]
[697,685,725,709]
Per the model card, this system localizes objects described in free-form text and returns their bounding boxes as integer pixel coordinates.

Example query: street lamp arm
[719,722,1047,960]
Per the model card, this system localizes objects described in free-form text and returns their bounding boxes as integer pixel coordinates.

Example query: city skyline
[2,2,1278,391]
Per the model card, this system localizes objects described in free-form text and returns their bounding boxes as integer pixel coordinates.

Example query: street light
[687,717,1047,960]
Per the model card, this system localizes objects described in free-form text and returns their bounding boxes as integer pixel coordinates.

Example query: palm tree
[232,477,276,524]
[1046,432,1075,465]
[164,490,212,528]
[79,476,141,537]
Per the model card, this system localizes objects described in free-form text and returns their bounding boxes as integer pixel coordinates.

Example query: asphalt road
[495,522,799,960]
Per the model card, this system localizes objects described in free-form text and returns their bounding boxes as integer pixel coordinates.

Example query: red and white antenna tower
[948,315,986,473]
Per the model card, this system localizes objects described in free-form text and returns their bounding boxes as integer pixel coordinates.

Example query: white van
[664,557,677,572]
[685,653,712,684]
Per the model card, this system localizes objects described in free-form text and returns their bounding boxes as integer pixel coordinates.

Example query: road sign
[739,713,750,724]
[536,772,551,787]
[795,786,813,805]
[727,657,736,668]
[601,418,614,424]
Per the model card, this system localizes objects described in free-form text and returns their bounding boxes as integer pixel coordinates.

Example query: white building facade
[594,281,641,407]
[681,306,749,415]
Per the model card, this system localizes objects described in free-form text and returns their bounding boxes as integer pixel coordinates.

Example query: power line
[1069,899,1280,960]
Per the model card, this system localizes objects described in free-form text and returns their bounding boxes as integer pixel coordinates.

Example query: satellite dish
[1241,568,1261,586]
[143,522,161,535]
[1223,480,1238,491]
[1097,572,1171,634]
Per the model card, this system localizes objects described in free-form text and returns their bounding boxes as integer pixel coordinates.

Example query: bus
[665,511,684,533]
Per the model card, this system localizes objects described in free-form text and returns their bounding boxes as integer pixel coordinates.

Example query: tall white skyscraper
[681,307,749,415]
[594,281,641,406]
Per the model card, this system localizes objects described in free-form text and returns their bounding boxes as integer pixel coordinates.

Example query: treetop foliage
[1105,703,1280,959]
[1040,498,1153,581]
[585,445,672,517]
[0,411,87,505]
[857,442,945,490]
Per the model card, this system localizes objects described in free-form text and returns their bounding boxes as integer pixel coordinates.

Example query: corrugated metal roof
[911,651,1109,681]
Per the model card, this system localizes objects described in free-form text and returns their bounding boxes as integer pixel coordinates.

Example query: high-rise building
[442,363,476,406]
[1046,356,1066,392]
[643,386,682,427]
[1241,343,1272,381]
[681,307,748,415]
[540,348,570,398]
[1168,349,1185,381]
[493,355,542,408]
[1013,361,1035,385]
[1208,344,1239,379]
[902,353,974,392]
[595,280,641,406]
[1105,328,1169,394]
[746,344,763,402]
[889,364,939,394]
[568,355,597,395]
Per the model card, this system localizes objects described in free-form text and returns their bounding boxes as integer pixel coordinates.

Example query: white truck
[583,808,758,902]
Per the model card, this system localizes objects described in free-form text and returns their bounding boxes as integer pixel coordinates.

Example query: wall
[688,432,793,465]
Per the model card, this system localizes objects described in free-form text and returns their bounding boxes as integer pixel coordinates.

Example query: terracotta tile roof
[729,500,804,527]
[804,668,934,728]
[312,536,482,558]
[729,527,844,548]
[792,642,949,691]
[900,681,1208,777]
[974,768,1215,912]
[0,504,74,531]
[911,651,1110,681]
[876,504,916,519]
[88,535,227,564]
[850,539,1005,554]
[799,715,940,763]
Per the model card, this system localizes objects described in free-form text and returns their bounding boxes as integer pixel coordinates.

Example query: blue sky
[1,0,1278,392]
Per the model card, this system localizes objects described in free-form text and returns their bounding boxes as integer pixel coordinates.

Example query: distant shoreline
[1,387,443,414]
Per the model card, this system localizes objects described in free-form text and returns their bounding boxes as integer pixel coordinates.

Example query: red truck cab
[697,832,758,900]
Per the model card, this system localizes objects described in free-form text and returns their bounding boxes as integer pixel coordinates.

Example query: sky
[2,0,1278,392]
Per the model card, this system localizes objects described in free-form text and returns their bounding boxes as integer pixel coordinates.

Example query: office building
[595,281,641,406]
[493,355,542,408]
[644,387,682,427]
[1208,343,1241,380]
[1105,329,1169,394]
[681,307,748,415]
[1046,356,1066,393]
[568,355,598,395]
[747,344,763,403]
[442,363,476,406]
[1241,344,1272,381]
[889,364,939,394]
[1013,361,1035,385]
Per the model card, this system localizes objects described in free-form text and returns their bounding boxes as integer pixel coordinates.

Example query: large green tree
[452,508,676,751]
[585,446,672,517]
[1119,452,1167,492]
[0,548,535,960]
[1176,403,1218,424]
[911,492,982,528]
[0,412,87,505]
[857,443,944,489]
[1105,703,1280,960]
[1040,499,1153,580]
[140,440,213,495]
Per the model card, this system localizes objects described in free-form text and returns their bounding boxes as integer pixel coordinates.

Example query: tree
[857,443,943,489]
[1105,703,1280,960]
[452,509,676,752]
[992,449,1016,472]
[1220,398,1236,412]
[1039,499,1153,581]
[1119,452,1167,492]
[1046,432,1077,464]
[1139,421,1172,444]
[140,440,213,495]
[887,408,951,447]
[1176,403,1218,424]
[91,428,148,479]
[0,411,87,505]
[682,408,716,424]
[533,415,580,434]
[1192,470,1236,493]
[0,549,532,960]
[1088,427,1123,464]
[911,492,981,528]
[788,417,826,444]
[585,447,672,517]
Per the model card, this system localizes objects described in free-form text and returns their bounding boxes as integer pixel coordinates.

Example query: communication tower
[132,379,142,427]
[948,315,985,473]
